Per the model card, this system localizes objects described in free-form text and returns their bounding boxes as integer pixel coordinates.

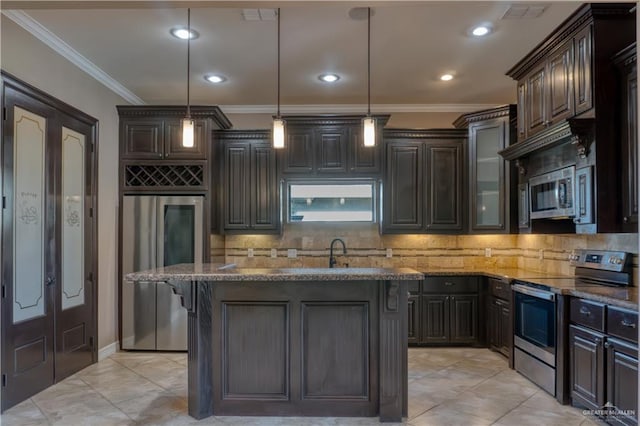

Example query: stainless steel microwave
[529,166,575,219]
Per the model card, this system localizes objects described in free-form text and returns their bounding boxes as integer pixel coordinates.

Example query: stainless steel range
[512,249,631,397]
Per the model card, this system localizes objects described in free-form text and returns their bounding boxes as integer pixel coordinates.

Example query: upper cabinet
[118,106,232,161]
[117,105,231,194]
[280,116,389,177]
[613,43,638,233]
[382,129,467,234]
[501,4,636,234]
[455,105,517,234]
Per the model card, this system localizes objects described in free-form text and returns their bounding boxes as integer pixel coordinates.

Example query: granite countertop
[424,267,638,311]
[126,263,424,282]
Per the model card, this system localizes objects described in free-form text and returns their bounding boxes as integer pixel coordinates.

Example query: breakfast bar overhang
[126,265,423,422]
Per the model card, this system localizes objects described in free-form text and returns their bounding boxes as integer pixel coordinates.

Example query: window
[287,182,376,222]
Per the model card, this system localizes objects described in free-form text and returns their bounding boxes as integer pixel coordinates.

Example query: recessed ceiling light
[440,74,454,81]
[170,27,199,40]
[318,74,340,83]
[470,24,493,37]
[204,74,227,83]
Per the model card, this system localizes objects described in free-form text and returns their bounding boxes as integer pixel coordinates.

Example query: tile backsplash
[211,224,638,282]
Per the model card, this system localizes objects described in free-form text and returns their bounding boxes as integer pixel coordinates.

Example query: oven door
[513,284,556,367]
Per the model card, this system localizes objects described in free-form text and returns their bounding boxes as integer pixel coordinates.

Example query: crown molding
[2,10,145,105]
[219,104,500,114]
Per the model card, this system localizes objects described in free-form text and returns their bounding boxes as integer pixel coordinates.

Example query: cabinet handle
[495,286,503,291]
[594,337,601,344]
[451,296,455,301]
[444,282,455,286]
[604,341,611,349]
[579,307,591,316]
[46,276,56,286]
[623,216,629,223]
[621,319,636,329]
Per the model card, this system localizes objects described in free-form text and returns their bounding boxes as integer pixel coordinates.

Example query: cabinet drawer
[489,278,511,301]
[607,307,638,344]
[570,298,605,332]
[423,276,478,294]
[407,281,421,294]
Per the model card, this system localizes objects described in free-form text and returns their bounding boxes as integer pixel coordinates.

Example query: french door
[1,73,97,411]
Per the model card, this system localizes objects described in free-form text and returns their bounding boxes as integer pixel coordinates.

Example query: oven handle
[512,284,556,301]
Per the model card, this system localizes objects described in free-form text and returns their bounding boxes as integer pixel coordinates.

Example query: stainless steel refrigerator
[121,195,203,351]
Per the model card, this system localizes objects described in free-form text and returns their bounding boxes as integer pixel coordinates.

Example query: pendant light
[362,7,375,147]
[182,8,194,148]
[273,8,285,149]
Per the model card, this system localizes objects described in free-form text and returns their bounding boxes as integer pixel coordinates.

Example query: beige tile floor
[1,348,601,425]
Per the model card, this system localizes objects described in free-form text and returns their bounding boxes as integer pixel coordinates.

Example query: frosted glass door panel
[13,107,46,323]
[475,126,501,227]
[61,127,85,310]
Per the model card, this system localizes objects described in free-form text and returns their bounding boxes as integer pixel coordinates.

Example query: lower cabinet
[410,276,479,346]
[487,278,512,359]
[569,299,638,425]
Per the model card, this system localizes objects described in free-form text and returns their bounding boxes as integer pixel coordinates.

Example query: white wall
[1,16,126,350]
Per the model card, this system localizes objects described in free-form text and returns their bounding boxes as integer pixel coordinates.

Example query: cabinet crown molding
[116,105,232,129]
[213,130,271,140]
[453,104,517,129]
[383,129,467,140]
[279,114,390,127]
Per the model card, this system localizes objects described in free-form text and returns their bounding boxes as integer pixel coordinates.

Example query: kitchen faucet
[329,238,347,268]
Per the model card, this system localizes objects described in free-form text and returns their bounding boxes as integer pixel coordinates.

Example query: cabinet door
[408,294,420,345]
[574,25,593,115]
[349,127,381,174]
[384,142,424,231]
[223,143,250,230]
[449,295,478,344]
[621,60,638,230]
[121,119,163,159]
[315,127,347,173]
[421,295,449,343]
[250,144,279,231]
[606,338,638,426]
[547,39,575,125]
[425,141,463,232]
[569,325,605,410]
[165,119,208,159]
[282,127,314,174]
[526,65,547,136]
[469,119,506,231]
[516,81,527,141]
[499,302,511,358]
[487,298,501,351]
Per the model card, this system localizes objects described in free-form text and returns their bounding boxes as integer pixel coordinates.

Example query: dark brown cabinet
[502,5,635,234]
[407,282,421,345]
[454,105,516,234]
[414,276,479,345]
[614,44,638,232]
[280,116,388,177]
[487,278,511,359]
[569,299,638,425]
[219,132,279,233]
[119,112,217,160]
[382,130,467,234]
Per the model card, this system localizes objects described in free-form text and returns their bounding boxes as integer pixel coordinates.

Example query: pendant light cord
[367,7,371,117]
[186,8,191,119]
[277,8,281,118]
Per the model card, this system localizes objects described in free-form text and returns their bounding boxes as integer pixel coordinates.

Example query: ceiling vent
[242,9,277,21]
[501,4,549,19]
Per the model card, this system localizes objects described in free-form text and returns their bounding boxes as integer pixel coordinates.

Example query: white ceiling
[3,2,586,111]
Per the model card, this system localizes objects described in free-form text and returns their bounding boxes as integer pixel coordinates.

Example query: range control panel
[569,249,630,272]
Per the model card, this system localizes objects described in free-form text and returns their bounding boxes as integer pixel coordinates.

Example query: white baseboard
[98,341,119,361]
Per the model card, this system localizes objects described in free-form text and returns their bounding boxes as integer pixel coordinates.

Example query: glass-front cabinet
[456,105,517,234]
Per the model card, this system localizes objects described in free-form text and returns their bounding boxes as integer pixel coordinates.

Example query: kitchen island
[126,264,423,422]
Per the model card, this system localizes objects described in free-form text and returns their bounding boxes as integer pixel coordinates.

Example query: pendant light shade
[273,8,285,149]
[362,7,375,147]
[273,118,285,149]
[182,8,194,148]
[362,117,376,147]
